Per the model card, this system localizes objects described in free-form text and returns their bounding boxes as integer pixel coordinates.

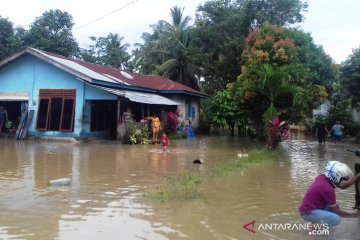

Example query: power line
[74,0,139,31]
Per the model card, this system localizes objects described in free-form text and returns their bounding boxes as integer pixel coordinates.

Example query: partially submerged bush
[123,121,151,144]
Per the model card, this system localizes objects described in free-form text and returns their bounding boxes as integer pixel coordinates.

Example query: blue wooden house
[0,48,207,140]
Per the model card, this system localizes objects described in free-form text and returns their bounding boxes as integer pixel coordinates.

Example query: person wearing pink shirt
[299,161,360,227]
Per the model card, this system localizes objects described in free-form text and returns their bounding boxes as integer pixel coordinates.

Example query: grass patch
[247,148,278,162]
[144,148,279,202]
[144,186,170,203]
[173,171,204,199]
[217,148,277,177]
[144,171,204,202]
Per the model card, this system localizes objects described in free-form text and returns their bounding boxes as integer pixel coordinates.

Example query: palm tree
[155,6,200,90]
[101,33,130,68]
[255,64,297,123]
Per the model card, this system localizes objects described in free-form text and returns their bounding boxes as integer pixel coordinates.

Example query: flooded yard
[1,136,360,239]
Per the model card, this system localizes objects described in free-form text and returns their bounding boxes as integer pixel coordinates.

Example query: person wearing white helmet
[299,161,360,227]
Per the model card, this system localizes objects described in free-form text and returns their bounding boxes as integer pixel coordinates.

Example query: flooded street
[1,136,360,240]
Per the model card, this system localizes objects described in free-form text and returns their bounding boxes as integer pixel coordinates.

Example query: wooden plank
[14,111,28,140]
[19,110,34,140]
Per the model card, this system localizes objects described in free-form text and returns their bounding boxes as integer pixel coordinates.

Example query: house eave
[0,48,93,83]
[158,90,209,98]
[26,48,93,83]
[91,81,158,93]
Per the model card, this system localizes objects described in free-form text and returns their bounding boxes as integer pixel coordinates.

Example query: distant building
[0,48,207,140]
[312,101,331,120]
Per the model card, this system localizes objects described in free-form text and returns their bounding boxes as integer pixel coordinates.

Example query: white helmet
[324,161,353,185]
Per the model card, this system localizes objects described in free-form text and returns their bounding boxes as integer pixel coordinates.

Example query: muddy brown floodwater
[1,135,360,240]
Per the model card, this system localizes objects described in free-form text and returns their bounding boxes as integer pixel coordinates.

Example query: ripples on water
[0,136,360,239]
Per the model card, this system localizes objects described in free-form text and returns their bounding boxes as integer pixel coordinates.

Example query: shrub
[165,109,182,134]
[266,117,288,149]
[123,121,151,144]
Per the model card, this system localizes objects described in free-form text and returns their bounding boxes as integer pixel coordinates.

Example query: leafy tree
[27,9,79,57]
[192,0,308,94]
[279,29,335,121]
[0,16,15,60]
[206,87,245,136]
[9,26,28,52]
[133,6,200,90]
[192,0,248,94]
[238,25,332,124]
[242,0,308,29]
[226,24,335,143]
[288,30,335,93]
[341,47,360,107]
[0,17,28,61]
[80,33,130,69]
[322,84,355,135]
[236,24,298,126]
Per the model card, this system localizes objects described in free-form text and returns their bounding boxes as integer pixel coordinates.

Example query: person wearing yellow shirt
[146,114,162,142]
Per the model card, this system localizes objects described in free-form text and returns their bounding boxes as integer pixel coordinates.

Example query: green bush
[123,121,151,144]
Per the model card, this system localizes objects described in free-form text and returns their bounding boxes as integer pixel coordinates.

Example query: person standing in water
[161,132,169,152]
[146,114,161,142]
[316,121,329,143]
[331,121,344,143]
[0,106,8,132]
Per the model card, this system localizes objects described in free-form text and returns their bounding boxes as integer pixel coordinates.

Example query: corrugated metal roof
[31,48,119,84]
[0,48,208,98]
[94,86,182,105]
[34,49,205,96]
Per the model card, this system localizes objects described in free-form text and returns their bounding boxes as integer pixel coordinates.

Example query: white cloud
[300,0,360,63]
[1,0,358,63]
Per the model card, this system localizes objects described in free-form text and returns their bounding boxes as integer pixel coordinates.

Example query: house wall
[0,55,117,138]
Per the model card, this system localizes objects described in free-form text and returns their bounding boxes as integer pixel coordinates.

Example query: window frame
[36,97,51,131]
[36,89,76,132]
[185,100,196,119]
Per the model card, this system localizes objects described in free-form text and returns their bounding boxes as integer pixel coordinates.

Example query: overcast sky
[1,0,359,63]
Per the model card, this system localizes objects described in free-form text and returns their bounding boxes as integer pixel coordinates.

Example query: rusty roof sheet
[33,48,204,96]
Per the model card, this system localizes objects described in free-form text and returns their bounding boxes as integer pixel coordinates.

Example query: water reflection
[0,136,360,239]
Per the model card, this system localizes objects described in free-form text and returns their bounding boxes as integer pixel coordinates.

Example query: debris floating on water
[193,159,204,164]
[237,153,249,158]
[49,178,71,186]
